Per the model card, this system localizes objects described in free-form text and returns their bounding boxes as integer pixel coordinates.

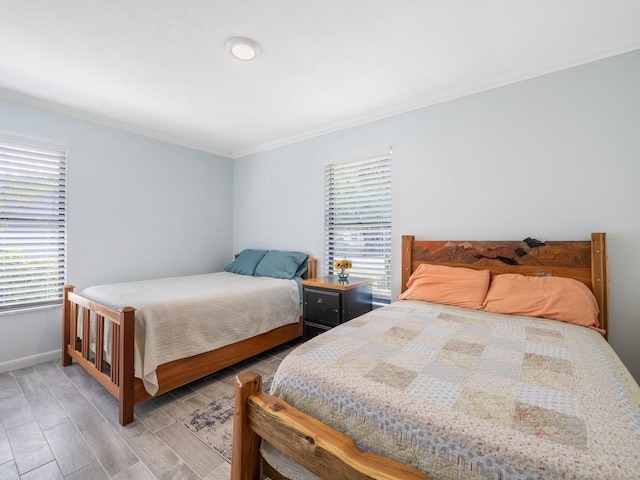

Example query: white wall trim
[234,39,640,158]
[3,39,639,161]
[0,88,233,159]
[0,349,61,374]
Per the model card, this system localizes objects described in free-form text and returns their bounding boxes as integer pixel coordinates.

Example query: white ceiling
[1,1,639,158]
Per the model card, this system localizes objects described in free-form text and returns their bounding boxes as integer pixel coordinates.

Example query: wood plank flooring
[0,341,299,479]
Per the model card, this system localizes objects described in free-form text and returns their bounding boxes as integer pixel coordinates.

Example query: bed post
[306,257,317,279]
[62,285,74,366]
[232,371,262,480]
[119,307,136,425]
[401,235,415,293]
[590,232,608,338]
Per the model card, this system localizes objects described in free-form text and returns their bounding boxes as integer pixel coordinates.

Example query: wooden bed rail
[62,285,136,425]
[231,371,432,480]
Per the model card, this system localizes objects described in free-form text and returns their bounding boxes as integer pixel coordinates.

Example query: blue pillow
[224,249,268,276]
[254,250,309,279]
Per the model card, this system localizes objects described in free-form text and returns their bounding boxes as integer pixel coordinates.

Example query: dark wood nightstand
[301,276,373,342]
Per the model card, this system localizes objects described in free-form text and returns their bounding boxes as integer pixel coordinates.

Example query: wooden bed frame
[61,258,316,426]
[231,233,608,480]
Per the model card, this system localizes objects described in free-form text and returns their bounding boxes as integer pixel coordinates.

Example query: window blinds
[325,154,392,302]
[0,136,67,312]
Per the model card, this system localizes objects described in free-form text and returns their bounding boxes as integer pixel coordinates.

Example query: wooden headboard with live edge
[401,233,609,336]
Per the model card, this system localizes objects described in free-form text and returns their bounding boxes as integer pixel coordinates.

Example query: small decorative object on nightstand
[333,258,352,281]
[301,275,373,342]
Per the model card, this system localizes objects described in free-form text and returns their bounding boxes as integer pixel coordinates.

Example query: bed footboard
[62,285,136,425]
[231,371,432,480]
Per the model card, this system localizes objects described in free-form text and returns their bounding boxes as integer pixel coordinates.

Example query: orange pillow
[482,274,601,330]
[397,264,490,310]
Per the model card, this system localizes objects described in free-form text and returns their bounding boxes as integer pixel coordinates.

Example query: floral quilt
[262,300,640,479]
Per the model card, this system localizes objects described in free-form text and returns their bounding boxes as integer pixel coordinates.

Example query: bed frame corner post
[307,257,317,279]
[231,371,262,480]
[401,235,415,293]
[119,306,136,425]
[591,232,609,338]
[62,285,74,366]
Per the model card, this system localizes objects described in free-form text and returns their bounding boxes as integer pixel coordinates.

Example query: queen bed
[231,233,640,479]
[61,249,316,425]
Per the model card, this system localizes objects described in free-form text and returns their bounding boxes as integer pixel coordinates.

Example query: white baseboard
[0,349,61,374]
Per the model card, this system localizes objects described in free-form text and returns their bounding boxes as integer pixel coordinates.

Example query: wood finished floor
[0,341,299,480]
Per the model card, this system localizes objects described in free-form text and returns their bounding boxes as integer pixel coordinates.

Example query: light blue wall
[2,50,639,382]
[234,49,640,381]
[0,99,233,369]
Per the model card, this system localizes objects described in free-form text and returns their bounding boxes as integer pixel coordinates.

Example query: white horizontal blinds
[0,137,67,312]
[325,154,392,302]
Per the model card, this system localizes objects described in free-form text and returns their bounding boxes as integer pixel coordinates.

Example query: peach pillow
[397,264,490,310]
[482,274,601,330]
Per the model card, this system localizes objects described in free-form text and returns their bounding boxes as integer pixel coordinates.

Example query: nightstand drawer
[304,288,340,326]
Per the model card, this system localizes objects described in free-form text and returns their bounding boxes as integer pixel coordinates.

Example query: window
[0,135,67,313]
[325,153,392,303]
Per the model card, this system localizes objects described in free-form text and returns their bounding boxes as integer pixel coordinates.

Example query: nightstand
[301,276,373,342]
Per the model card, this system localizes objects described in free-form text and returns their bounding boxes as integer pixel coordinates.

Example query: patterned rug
[179,378,272,463]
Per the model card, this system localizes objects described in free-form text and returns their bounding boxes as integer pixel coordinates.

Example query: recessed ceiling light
[226,37,260,61]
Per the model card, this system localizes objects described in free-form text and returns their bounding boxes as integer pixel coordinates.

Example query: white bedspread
[81,272,300,395]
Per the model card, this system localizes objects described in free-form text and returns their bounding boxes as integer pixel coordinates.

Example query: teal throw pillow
[254,250,309,279]
[224,249,268,276]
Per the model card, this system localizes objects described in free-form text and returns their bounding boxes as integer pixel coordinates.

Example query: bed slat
[95,315,105,371]
[81,308,91,360]
[111,323,119,386]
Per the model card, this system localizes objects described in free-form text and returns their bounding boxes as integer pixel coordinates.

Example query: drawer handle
[316,298,324,304]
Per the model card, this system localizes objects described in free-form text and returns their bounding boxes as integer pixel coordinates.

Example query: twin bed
[231,233,640,479]
[61,249,316,425]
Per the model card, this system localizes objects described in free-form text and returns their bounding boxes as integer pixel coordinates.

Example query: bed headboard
[401,233,609,335]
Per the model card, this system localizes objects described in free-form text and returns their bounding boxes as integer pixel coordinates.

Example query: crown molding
[0,88,233,159]
[2,36,639,161]
[232,39,640,158]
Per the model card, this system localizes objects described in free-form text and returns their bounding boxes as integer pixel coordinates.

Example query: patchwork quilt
[263,300,640,479]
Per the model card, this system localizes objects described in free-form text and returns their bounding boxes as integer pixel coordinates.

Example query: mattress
[263,300,640,479]
[81,271,300,395]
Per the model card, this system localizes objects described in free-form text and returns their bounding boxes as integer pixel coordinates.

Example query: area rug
[180,377,272,463]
